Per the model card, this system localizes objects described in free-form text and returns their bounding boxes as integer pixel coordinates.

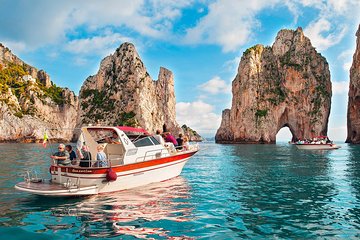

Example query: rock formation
[0,43,78,142]
[216,27,332,143]
[346,24,360,144]
[78,42,182,135]
[181,124,203,142]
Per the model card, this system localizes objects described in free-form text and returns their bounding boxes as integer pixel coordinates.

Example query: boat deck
[15,181,98,196]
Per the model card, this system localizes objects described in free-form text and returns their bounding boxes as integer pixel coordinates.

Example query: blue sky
[0,0,359,140]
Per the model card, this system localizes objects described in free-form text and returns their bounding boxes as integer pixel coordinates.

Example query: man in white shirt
[154,129,165,145]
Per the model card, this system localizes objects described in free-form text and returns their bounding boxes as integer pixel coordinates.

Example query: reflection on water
[2,142,360,238]
[12,177,192,239]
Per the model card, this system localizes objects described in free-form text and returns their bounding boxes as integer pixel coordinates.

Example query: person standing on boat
[65,145,77,164]
[95,144,108,167]
[154,129,165,145]
[51,144,71,166]
[77,145,92,167]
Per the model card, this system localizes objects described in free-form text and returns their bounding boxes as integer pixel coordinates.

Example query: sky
[0,0,359,140]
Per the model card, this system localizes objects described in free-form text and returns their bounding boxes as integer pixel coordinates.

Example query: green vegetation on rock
[116,111,137,127]
[81,89,116,121]
[255,109,268,118]
[0,62,67,106]
[243,44,264,56]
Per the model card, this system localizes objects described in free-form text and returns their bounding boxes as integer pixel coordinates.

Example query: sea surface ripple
[1,142,360,239]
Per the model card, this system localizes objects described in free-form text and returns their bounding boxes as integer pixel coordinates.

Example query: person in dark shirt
[65,145,77,165]
[176,133,184,150]
[77,145,92,167]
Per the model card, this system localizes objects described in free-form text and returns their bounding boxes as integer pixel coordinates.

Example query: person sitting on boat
[176,133,184,150]
[94,144,108,167]
[77,145,92,167]
[105,131,121,144]
[50,144,71,166]
[183,136,190,150]
[153,129,165,145]
[65,145,77,165]
[164,132,178,147]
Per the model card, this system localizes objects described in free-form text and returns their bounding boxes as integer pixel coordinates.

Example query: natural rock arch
[215,28,331,144]
[277,124,297,142]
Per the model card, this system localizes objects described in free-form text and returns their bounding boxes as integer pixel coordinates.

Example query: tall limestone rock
[216,27,331,143]
[346,24,360,143]
[0,43,78,142]
[78,42,182,135]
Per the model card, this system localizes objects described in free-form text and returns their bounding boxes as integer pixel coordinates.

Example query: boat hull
[15,181,98,196]
[295,144,340,150]
[16,151,196,196]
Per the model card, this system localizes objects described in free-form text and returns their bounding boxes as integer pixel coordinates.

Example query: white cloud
[343,61,352,71]
[65,32,132,56]
[0,0,359,54]
[176,101,221,136]
[183,0,280,52]
[338,49,354,71]
[73,57,88,66]
[1,40,27,54]
[223,55,241,73]
[332,81,349,95]
[199,76,231,94]
[0,0,192,49]
[299,0,359,16]
[304,18,347,51]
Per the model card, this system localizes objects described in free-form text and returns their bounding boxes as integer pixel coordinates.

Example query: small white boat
[294,136,340,150]
[295,143,341,150]
[15,126,199,196]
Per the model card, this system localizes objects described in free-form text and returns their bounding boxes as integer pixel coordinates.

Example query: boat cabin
[76,126,170,168]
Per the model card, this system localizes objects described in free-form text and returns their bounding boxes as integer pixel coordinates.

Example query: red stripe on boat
[116,126,149,135]
[50,151,197,174]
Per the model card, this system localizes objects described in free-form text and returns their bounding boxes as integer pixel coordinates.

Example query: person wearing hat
[51,143,71,166]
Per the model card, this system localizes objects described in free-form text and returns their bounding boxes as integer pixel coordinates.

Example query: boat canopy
[116,126,149,135]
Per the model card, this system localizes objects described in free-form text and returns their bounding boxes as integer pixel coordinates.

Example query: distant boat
[15,126,199,196]
[294,136,340,150]
[295,143,341,150]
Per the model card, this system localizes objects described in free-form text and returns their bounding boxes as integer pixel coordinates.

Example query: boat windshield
[87,128,120,144]
[133,136,160,147]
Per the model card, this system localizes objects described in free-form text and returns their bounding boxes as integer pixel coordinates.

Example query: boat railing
[174,143,199,152]
[135,148,169,163]
[22,169,43,183]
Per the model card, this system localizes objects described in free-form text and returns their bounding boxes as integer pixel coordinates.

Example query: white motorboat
[295,143,341,150]
[294,136,340,150]
[15,126,199,196]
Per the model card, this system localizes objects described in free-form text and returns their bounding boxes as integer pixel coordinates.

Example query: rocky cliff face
[78,42,182,135]
[0,43,78,142]
[216,27,331,143]
[346,24,360,144]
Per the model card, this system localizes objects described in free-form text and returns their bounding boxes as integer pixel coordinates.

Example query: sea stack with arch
[215,27,332,143]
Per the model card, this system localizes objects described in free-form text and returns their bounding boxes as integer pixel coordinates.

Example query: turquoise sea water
[1,142,360,239]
